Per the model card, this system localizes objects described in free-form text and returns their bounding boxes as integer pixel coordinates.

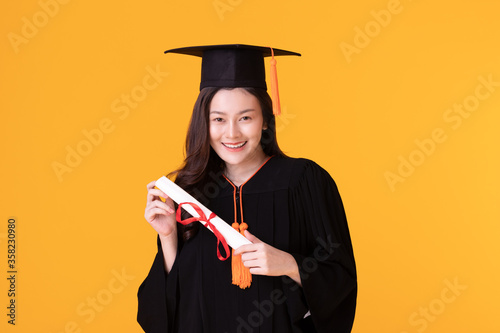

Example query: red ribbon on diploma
[176,202,230,261]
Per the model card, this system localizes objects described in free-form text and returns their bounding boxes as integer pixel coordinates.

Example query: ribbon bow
[176,202,230,261]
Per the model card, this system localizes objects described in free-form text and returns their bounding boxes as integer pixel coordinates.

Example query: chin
[219,155,246,166]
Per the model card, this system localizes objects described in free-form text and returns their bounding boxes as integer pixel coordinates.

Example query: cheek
[209,125,220,143]
[250,124,264,140]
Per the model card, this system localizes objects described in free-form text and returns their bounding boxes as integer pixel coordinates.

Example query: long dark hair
[170,86,286,241]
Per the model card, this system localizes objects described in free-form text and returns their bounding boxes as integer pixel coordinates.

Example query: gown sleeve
[285,159,357,333]
[137,235,180,333]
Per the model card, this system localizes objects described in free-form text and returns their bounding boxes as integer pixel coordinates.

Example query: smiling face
[209,88,268,172]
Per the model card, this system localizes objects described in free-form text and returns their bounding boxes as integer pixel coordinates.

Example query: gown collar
[222,155,274,189]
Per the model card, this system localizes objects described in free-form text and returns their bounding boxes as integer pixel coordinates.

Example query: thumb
[244,230,261,243]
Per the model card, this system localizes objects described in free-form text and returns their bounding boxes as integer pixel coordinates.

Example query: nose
[226,120,241,139]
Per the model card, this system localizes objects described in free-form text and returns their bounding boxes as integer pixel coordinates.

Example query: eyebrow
[209,109,256,115]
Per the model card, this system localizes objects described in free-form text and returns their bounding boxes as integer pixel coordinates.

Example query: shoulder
[270,155,322,171]
[270,156,336,188]
[247,156,337,194]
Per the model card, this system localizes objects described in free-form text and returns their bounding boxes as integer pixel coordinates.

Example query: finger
[233,244,257,256]
[145,207,171,222]
[247,263,271,275]
[147,188,170,203]
[148,199,175,214]
[248,267,269,276]
[146,181,156,190]
[242,258,261,268]
[240,251,260,262]
[233,233,261,255]
[244,230,261,243]
[149,187,169,198]
[246,262,276,276]
[146,185,158,202]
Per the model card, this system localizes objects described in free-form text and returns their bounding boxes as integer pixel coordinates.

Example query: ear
[262,123,268,130]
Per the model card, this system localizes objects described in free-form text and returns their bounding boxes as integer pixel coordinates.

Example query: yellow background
[1,0,499,332]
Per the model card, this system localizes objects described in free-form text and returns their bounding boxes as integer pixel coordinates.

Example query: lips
[222,142,247,149]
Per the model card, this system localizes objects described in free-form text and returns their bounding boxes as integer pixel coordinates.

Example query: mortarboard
[164,44,301,115]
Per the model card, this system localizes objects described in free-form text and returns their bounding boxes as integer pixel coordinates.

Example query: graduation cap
[164,44,301,115]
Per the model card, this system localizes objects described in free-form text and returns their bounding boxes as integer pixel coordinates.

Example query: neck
[224,152,269,187]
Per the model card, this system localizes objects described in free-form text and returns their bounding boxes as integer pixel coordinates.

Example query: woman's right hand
[144,180,177,238]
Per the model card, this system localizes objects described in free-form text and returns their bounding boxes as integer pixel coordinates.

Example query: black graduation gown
[137,156,357,333]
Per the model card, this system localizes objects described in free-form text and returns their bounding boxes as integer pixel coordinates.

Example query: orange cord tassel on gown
[231,222,252,289]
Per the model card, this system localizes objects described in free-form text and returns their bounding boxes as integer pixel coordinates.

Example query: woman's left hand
[233,230,302,286]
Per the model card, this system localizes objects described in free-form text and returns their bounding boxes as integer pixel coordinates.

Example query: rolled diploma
[155,176,252,249]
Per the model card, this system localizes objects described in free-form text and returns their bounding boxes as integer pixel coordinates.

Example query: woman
[138,45,357,333]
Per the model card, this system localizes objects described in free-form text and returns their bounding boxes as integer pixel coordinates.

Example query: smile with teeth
[222,142,247,149]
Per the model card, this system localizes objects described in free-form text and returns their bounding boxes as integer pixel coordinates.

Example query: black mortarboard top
[164,44,301,115]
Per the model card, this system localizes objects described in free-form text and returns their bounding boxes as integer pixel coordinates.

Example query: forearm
[159,232,178,273]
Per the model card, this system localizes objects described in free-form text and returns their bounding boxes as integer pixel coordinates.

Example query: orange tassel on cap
[231,222,252,289]
[269,47,281,116]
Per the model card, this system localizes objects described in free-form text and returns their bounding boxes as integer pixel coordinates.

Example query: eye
[240,116,251,121]
[212,117,224,122]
